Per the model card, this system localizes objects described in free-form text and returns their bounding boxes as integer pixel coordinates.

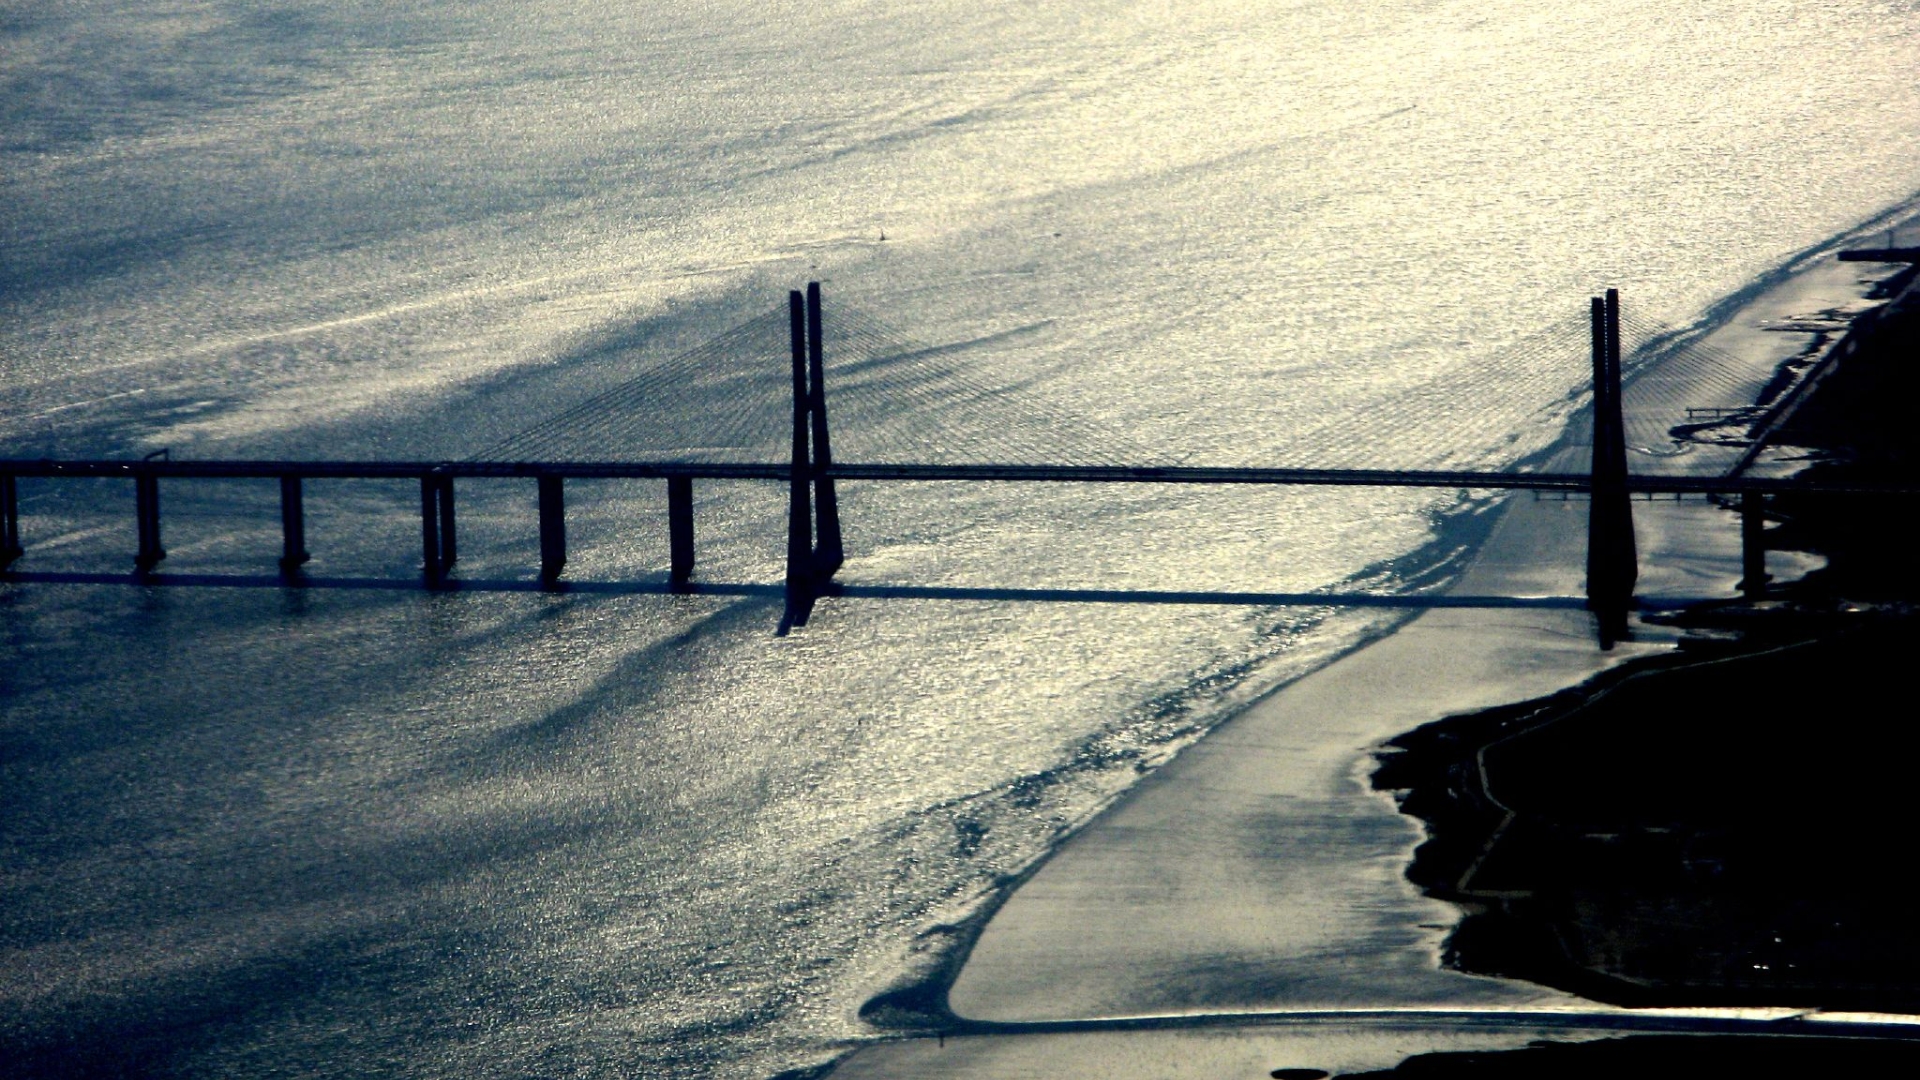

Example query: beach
[825,225,1920,1077]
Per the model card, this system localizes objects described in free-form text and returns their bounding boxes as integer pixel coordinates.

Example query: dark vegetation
[1373,267,1920,1012]
[1342,1034,1920,1078]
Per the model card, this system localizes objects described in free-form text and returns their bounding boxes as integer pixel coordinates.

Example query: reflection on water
[4,1,1920,1076]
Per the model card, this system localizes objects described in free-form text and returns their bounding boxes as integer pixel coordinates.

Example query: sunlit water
[5,2,1920,1076]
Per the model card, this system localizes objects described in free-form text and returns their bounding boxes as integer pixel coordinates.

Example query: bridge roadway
[7,458,1920,495]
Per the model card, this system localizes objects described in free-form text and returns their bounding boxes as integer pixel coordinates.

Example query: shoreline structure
[819,210,1920,1078]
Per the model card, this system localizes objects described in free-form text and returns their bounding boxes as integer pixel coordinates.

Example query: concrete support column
[279,476,310,574]
[135,473,165,574]
[668,476,695,589]
[538,475,566,589]
[421,475,455,587]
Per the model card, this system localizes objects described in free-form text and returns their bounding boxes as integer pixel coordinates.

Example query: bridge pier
[785,289,815,628]
[1739,491,1768,597]
[279,476,310,575]
[421,474,456,586]
[669,476,695,589]
[1,474,20,571]
[1586,289,1637,648]
[135,473,165,574]
[539,475,566,588]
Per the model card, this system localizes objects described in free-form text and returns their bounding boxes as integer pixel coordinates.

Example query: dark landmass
[1373,259,1920,1011]
[1342,1034,1920,1079]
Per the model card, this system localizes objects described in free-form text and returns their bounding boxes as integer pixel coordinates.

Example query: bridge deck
[4,459,1918,495]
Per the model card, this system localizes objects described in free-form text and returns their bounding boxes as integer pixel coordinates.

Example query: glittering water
[4,2,1920,1076]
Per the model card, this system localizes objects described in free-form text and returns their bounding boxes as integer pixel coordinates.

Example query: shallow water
[5,2,1920,1076]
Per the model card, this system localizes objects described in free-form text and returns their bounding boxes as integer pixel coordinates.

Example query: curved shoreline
[812,207,1920,1077]
[1377,242,1920,1012]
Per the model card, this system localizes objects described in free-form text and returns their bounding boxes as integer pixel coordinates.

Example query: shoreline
[1372,246,1920,1013]
[817,209,1920,1077]
[1375,621,1920,1011]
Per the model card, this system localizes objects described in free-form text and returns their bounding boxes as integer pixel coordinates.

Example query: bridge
[4,279,1915,643]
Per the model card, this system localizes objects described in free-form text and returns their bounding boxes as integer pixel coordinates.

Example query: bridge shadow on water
[0,569,1594,611]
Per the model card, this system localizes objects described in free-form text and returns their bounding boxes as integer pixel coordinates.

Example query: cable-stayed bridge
[4,279,1914,643]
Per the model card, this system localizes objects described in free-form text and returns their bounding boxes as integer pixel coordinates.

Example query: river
[4,2,1920,1076]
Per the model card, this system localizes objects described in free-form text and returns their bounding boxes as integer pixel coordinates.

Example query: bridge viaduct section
[4,283,1915,642]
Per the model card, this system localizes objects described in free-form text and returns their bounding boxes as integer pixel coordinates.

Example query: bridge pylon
[807,282,844,579]
[1586,289,1638,647]
[784,290,816,628]
[783,281,846,629]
